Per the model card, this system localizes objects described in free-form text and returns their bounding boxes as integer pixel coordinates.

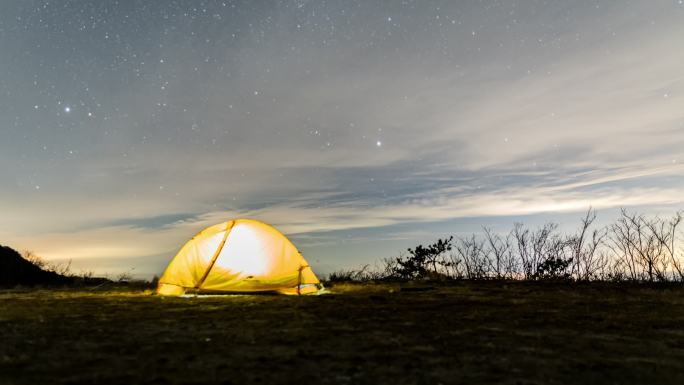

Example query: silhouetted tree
[533,256,573,280]
[394,237,454,279]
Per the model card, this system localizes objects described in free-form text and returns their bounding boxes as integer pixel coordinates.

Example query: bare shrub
[453,235,487,279]
[79,269,94,279]
[22,250,46,269]
[482,227,516,279]
[646,211,684,281]
[608,209,670,281]
[513,222,559,279]
[116,269,135,283]
[22,250,72,276]
[333,207,684,283]
[377,257,400,279]
[566,208,608,280]
[50,260,73,276]
[328,265,371,282]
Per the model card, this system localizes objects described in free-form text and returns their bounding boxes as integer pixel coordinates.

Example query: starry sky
[1,1,683,278]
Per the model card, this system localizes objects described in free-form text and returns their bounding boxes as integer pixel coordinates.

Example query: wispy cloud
[1,1,683,276]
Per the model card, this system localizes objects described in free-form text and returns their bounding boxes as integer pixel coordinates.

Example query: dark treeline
[329,208,684,283]
[0,245,114,287]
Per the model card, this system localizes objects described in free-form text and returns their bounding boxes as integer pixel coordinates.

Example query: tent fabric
[157,219,322,295]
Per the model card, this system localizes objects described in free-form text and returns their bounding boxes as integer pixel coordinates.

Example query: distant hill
[0,245,72,287]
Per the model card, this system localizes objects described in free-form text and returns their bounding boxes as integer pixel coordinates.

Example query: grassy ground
[1,281,684,384]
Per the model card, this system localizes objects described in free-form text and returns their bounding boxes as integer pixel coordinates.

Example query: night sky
[2,1,683,278]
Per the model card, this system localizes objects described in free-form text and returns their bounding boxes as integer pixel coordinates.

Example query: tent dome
[157,219,321,295]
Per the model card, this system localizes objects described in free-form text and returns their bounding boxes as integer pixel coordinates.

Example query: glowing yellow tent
[157,219,322,296]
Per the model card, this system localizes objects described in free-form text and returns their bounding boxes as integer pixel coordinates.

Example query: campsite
[2,281,684,384]
[4,228,684,384]
[3,1,684,384]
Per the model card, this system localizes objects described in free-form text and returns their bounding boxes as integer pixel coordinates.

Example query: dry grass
[1,281,684,384]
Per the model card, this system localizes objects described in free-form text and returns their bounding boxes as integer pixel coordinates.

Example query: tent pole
[297,265,303,295]
[195,221,235,290]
